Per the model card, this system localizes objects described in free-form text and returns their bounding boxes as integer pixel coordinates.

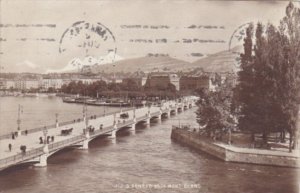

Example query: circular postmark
[59,21,117,67]
[228,22,253,68]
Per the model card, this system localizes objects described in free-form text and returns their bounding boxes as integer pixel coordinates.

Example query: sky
[0,0,291,73]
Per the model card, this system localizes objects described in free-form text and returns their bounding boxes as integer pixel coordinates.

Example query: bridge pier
[110,129,117,144]
[173,109,178,115]
[130,123,136,135]
[35,144,49,167]
[166,110,171,118]
[146,118,150,125]
[79,132,90,150]
[130,123,136,130]
[82,139,89,149]
[157,113,162,123]
[110,124,117,139]
[130,118,136,132]
[110,130,116,138]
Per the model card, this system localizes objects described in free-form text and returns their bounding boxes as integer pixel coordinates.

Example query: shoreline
[171,128,300,168]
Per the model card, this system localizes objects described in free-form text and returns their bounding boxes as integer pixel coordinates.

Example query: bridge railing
[117,120,135,128]
[0,146,44,170]
[150,112,161,117]
[0,100,192,140]
[48,135,86,152]
[136,115,149,122]
[0,107,144,140]
[0,134,12,140]
[89,125,115,138]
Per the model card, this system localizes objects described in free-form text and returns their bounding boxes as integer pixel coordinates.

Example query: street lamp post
[43,127,48,144]
[82,101,87,121]
[17,104,23,135]
[55,113,59,128]
[0,66,4,79]
[82,99,88,133]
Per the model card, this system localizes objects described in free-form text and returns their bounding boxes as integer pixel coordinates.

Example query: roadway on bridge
[0,103,174,160]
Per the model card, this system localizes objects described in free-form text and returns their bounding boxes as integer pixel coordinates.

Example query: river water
[0,96,119,135]
[0,97,299,193]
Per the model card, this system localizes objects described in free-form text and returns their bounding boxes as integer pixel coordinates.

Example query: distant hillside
[89,46,243,74]
[91,56,190,73]
[190,46,243,73]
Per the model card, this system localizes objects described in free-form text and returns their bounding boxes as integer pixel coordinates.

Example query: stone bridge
[0,97,196,171]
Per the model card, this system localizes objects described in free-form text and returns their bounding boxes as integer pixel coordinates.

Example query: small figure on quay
[8,143,12,152]
[39,136,43,144]
[20,145,26,153]
[11,133,15,140]
[47,136,50,144]
[88,126,95,133]
[51,136,54,142]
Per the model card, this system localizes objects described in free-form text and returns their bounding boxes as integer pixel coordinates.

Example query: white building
[6,80,16,89]
[41,78,64,89]
[25,80,40,90]
[169,74,180,91]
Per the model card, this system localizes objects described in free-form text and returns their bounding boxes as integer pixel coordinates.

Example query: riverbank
[171,128,300,168]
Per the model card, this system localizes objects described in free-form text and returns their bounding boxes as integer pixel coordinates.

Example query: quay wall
[171,128,299,168]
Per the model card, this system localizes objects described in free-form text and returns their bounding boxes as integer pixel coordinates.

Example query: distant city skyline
[0,0,289,73]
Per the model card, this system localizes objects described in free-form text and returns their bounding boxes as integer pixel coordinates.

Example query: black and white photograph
[0,0,299,193]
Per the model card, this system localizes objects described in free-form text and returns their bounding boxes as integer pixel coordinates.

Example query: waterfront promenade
[171,128,300,168]
[0,98,195,171]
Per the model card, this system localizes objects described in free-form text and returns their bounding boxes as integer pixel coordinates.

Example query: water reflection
[0,98,298,193]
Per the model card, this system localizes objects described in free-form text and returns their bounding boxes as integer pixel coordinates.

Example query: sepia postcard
[0,0,299,193]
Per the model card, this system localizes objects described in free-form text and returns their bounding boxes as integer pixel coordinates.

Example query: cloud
[129,39,167,43]
[16,38,56,42]
[16,60,37,69]
[46,53,123,73]
[147,53,169,57]
[0,24,56,28]
[121,25,169,29]
[190,53,204,57]
[183,38,226,43]
[12,60,46,73]
[187,25,225,29]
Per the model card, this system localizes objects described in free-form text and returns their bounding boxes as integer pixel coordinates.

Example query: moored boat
[62,97,76,103]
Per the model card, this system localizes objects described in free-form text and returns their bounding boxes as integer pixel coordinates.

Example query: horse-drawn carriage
[120,112,129,119]
[61,128,73,135]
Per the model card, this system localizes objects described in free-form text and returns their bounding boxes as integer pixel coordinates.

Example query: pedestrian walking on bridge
[8,143,12,152]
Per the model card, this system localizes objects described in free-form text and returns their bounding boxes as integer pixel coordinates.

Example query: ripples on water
[0,97,299,193]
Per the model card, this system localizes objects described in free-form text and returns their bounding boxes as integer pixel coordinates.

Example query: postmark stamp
[59,21,117,66]
[228,22,253,68]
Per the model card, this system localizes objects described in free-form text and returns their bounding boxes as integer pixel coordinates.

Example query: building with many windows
[41,78,64,90]
[179,75,210,91]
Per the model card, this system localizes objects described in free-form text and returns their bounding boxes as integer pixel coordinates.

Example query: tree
[279,2,300,151]
[236,2,300,151]
[196,80,236,142]
[122,78,141,91]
